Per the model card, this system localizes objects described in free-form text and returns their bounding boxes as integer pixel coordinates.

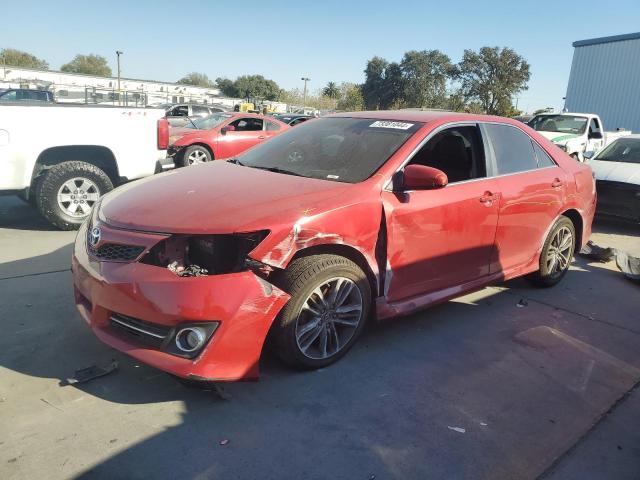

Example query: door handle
[551,178,564,188]
[258,135,266,139]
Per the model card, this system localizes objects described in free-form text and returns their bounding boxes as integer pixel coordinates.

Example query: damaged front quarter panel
[247,201,384,290]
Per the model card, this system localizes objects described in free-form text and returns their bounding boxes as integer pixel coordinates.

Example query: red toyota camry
[72,111,596,381]
[168,112,289,167]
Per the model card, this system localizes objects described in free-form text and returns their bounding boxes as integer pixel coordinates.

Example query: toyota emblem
[89,227,101,247]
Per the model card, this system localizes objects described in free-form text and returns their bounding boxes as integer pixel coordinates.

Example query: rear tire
[35,161,113,230]
[528,216,576,287]
[270,254,371,370]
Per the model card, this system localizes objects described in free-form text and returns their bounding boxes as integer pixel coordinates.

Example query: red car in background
[169,112,289,167]
[72,111,596,382]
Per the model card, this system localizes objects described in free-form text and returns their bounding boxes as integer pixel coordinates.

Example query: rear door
[483,123,568,273]
[216,117,265,158]
[382,124,500,302]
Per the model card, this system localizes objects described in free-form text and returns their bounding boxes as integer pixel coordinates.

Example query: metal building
[564,32,640,132]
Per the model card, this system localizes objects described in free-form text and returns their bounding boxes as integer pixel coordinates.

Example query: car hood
[589,159,640,185]
[100,162,355,233]
[537,131,581,144]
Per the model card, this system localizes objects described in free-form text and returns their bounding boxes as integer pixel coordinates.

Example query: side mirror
[401,165,448,190]
[583,151,595,160]
[589,131,603,140]
[221,125,236,134]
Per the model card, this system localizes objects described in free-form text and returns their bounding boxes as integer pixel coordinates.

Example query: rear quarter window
[485,124,538,175]
[532,141,556,168]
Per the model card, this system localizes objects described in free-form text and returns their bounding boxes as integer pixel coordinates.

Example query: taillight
[157,118,169,150]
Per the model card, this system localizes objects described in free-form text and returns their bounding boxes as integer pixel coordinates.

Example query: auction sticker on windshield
[369,121,414,130]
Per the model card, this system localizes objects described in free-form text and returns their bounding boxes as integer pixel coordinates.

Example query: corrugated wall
[565,38,640,132]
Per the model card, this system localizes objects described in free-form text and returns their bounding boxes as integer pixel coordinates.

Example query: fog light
[175,327,206,353]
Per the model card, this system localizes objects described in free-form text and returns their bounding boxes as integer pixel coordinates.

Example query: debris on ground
[219,439,229,446]
[579,241,616,262]
[447,426,466,434]
[61,360,118,386]
[578,241,639,284]
[616,251,640,283]
[168,261,208,277]
[516,299,528,308]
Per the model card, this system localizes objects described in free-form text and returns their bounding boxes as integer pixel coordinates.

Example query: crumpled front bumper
[71,221,290,381]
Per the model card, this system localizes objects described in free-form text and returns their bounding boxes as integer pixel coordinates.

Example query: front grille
[89,243,145,262]
[109,313,172,348]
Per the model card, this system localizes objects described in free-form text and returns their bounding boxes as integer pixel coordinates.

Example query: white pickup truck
[528,112,631,162]
[0,103,172,229]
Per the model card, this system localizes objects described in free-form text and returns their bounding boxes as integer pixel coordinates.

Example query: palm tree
[322,81,340,99]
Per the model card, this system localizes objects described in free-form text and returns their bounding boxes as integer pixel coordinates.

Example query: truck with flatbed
[0,102,172,229]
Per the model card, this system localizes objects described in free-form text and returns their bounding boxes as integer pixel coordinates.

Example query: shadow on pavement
[1,237,640,479]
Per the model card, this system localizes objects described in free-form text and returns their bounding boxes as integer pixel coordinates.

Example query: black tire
[35,161,113,230]
[270,254,371,370]
[528,216,576,287]
[178,145,212,167]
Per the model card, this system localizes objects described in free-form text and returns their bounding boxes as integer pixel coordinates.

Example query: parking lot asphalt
[1,195,639,480]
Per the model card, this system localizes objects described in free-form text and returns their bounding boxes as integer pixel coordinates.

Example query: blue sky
[3,0,640,112]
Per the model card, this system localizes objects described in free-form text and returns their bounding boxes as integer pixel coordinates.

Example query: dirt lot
[1,195,639,480]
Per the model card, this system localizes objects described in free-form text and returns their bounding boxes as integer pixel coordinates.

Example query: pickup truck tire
[35,161,113,230]
[179,145,212,167]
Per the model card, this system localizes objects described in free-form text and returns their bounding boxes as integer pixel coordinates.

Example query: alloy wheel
[187,149,209,165]
[545,226,573,275]
[295,277,364,360]
[57,177,100,217]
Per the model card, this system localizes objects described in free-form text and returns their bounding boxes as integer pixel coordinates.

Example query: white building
[564,32,640,132]
[0,64,238,108]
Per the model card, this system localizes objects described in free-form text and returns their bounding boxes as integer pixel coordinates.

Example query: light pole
[301,77,310,111]
[116,50,123,104]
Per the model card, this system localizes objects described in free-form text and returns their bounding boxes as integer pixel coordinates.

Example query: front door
[382,125,499,302]
[216,117,265,159]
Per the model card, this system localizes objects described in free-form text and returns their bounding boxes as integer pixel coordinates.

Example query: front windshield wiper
[248,166,306,177]
[226,158,245,166]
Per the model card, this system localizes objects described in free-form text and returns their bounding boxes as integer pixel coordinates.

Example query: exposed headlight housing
[141,230,270,276]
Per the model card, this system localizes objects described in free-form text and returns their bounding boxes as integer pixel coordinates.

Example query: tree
[215,77,237,96]
[233,75,280,101]
[400,49,453,108]
[61,54,111,76]
[456,47,530,116]
[362,56,388,110]
[0,48,48,69]
[322,81,340,99]
[336,83,364,111]
[177,72,215,88]
[381,62,405,109]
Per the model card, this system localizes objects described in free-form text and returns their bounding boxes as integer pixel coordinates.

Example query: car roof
[328,109,518,125]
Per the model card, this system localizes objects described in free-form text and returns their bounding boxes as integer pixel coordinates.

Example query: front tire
[179,145,212,167]
[35,161,113,230]
[271,254,371,370]
[529,216,576,287]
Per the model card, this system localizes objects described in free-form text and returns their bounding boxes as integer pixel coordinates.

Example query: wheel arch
[186,142,215,159]
[560,208,584,249]
[32,145,119,194]
[289,244,379,298]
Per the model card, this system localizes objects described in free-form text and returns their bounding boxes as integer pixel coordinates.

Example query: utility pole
[116,50,123,105]
[301,77,310,112]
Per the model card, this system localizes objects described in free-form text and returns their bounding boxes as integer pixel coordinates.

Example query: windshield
[191,113,232,130]
[529,115,588,135]
[236,117,422,183]
[594,138,640,164]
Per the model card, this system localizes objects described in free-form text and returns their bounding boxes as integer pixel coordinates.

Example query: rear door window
[266,121,281,131]
[531,141,556,168]
[485,124,538,175]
